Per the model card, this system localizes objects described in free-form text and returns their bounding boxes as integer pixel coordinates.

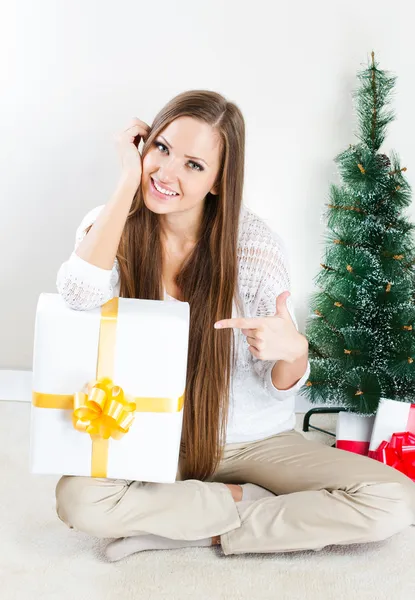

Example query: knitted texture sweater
[56,204,310,443]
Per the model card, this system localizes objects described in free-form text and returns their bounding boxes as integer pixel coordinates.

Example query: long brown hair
[117,90,245,480]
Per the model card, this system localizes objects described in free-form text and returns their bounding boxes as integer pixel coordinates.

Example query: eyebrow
[159,135,209,166]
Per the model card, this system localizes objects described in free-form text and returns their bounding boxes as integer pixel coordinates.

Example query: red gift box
[368,400,415,481]
[368,431,415,481]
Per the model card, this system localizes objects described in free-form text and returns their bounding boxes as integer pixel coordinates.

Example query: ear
[210,184,219,196]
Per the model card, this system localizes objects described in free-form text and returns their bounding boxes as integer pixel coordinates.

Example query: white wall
[1,0,414,375]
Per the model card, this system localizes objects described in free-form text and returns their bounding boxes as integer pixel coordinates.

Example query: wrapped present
[368,399,415,481]
[335,411,375,455]
[369,432,415,480]
[30,293,190,483]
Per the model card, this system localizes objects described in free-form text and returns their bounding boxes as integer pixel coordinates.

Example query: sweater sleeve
[241,212,310,400]
[56,205,120,311]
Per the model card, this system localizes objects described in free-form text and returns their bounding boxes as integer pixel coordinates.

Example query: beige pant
[55,428,415,555]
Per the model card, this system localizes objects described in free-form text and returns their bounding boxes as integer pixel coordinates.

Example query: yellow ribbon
[32,297,185,477]
[72,377,137,440]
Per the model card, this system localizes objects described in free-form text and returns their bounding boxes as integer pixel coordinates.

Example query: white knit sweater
[56,204,310,443]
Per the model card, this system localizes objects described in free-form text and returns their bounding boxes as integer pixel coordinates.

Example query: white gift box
[30,293,190,483]
[335,411,375,455]
[368,398,415,455]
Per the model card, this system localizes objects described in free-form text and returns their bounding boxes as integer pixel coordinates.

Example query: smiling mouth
[150,176,179,197]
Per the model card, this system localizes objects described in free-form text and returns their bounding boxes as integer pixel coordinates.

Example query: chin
[142,189,171,214]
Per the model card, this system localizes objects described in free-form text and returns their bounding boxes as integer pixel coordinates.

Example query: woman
[55,90,415,561]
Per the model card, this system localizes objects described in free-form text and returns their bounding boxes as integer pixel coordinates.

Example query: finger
[214,318,261,330]
[248,338,264,351]
[130,117,151,130]
[248,345,261,358]
[119,124,150,148]
[131,120,150,140]
[116,125,147,144]
[241,328,261,336]
[123,124,149,137]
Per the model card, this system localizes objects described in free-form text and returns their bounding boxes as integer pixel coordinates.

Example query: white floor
[2,400,414,600]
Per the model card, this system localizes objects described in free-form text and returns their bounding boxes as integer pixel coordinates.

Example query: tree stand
[302,407,347,447]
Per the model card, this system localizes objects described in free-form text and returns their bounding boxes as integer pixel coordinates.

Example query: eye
[188,160,203,172]
[153,141,204,172]
[154,141,168,154]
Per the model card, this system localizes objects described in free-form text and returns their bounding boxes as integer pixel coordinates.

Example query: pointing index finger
[214,318,258,329]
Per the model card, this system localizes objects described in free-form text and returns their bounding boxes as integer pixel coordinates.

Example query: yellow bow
[72,377,136,441]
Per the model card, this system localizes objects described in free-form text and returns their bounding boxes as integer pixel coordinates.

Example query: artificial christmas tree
[301,51,415,446]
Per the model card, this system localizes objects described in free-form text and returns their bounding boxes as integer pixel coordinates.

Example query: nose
[157,155,180,183]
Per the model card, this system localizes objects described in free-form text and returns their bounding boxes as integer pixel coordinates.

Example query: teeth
[153,179,177,196]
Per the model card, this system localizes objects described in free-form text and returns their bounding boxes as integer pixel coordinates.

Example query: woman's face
[142,116,222,214]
